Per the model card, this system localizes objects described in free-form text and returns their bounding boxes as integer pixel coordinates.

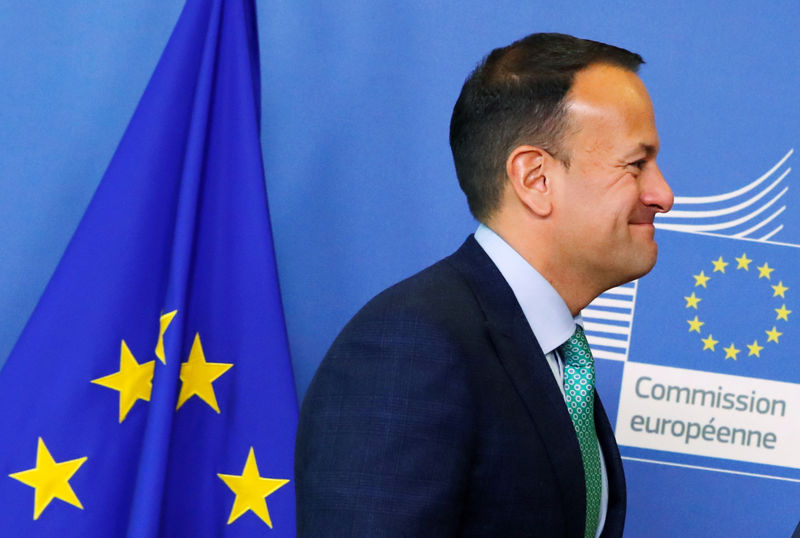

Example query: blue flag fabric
[0,0,297,535]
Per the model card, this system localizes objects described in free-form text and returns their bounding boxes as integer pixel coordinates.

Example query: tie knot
[559,325,593,367]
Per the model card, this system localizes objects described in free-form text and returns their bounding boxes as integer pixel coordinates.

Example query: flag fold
[0,0,297,535]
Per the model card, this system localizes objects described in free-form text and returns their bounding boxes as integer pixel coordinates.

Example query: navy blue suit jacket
[296,236,626,536]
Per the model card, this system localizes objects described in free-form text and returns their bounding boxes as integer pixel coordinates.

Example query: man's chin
[614,245,658,285]
[633,245,659,279]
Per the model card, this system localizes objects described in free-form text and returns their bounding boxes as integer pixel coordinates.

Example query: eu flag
[0,0,297,535]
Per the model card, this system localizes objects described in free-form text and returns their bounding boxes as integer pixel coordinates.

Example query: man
[295,33,673,537]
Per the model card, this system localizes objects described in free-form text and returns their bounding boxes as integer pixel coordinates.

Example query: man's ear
[505,145,554,217]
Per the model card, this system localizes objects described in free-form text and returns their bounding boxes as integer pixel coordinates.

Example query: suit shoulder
[305,239,498,405]
[340,253,485,341]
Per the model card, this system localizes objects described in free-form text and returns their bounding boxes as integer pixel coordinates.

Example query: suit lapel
[446,236,586,538]
[596,395,626,535]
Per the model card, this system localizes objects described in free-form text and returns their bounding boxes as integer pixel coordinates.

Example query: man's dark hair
[449,33,644,221]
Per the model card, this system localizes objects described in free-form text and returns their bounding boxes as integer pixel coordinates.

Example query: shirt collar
[474,224,581,354]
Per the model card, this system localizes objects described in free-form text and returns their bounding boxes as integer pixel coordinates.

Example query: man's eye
[629,159,647,170]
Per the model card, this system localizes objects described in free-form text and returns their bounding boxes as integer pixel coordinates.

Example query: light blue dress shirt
[474,224,609,537]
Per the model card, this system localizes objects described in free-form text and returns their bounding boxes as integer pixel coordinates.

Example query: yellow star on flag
[91,340,155,422]
[757,262,774,280]
[747,340,764,357]
[765,326,783,343]
[687,316,704,333]
[735,253,752,270]
[723,343,740,360]
[9,437,87,520]
[217,447,290,528]
[155,310,178,364]
[701,334,718,351]
[684,292,701,309]
[711,256,728,273]
[775,304,792,321]
[772,281,789,298]
[176,333,233,413]
[693,271,711,288]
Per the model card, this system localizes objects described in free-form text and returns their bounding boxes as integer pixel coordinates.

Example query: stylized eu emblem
[683,253,791,361]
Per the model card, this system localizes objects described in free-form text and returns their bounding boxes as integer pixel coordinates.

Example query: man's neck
[483,218,603,316]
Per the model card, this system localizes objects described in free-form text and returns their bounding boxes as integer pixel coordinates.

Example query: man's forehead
[570,63,650,105]
[564,64,658,151]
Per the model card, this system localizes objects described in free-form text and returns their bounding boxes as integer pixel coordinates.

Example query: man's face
[549,63,673,290]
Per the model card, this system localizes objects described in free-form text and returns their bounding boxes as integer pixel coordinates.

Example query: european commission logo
[586,148,800,482]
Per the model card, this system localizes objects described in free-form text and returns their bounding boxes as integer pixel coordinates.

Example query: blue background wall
[2,2,799,535]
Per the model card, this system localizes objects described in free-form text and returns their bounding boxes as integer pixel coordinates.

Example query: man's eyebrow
[624,143,658,160]
[642,143,659,156]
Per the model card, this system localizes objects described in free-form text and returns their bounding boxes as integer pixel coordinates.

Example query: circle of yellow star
[684,292,702,309]
[765,326,783,343]
[723,343,740,360]
[775,304,792,321]
[9,437,87,520]
[693,271,711,288]
[757,262,774,280]
[687,316,704,333]
[91,340,155,422]
[747,340,764,357]
[711,256,729,273]
[772,281,789,298]
[217,447,290,528]
[735,253,752,270]
[701,334,718,351]
[687,256,791,362]
[176,333,233,413]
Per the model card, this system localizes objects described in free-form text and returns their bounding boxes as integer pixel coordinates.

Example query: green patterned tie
[559,325,602,538]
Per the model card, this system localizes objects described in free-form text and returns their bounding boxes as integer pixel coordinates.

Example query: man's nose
[641,164,674,213]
